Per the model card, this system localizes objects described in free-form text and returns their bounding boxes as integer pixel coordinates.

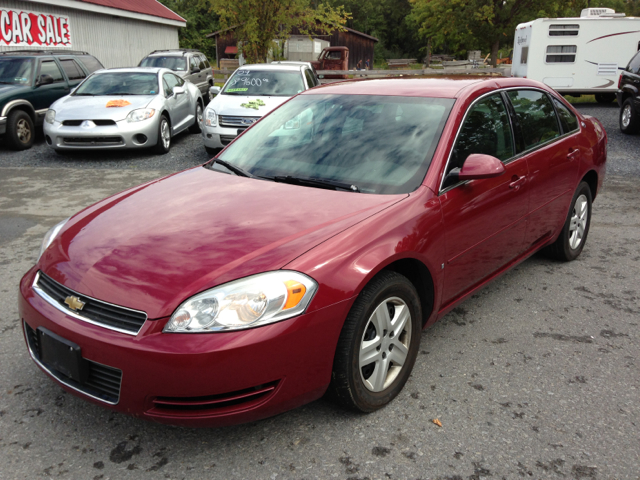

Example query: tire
[6,110,34,150]
[189,101,203,134]
[153,115,171,154]
[329,270,422,412]
[205,146,220,156]
[595,93,616,104]
[544,181,592,262]
[620,97,639,134]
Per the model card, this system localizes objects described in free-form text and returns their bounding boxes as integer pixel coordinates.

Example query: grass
[564,94,596,104]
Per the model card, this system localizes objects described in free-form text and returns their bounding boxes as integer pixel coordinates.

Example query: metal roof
[78,0,185,23]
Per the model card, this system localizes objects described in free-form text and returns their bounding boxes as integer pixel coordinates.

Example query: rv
[512,8,640,102]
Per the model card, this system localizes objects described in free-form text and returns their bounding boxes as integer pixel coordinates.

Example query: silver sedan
[43,67,203,154]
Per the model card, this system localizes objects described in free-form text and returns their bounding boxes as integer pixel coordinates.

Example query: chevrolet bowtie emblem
[64,295,85,311]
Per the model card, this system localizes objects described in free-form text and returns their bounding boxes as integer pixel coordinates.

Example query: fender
[1,99,36,120]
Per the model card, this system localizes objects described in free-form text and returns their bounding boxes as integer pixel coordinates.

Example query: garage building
[0,0,186,68]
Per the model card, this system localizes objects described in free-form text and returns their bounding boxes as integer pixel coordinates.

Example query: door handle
[567,149,580,160]
[509,176,526,189]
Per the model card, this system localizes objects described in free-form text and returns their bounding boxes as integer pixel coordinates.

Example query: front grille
[35,271,147,335]
[24,322,122,404]
[220,134,237,146]
[150,381,279,416]
[219,115,259,128]
[62,119,117,126]
[62,136,123,146]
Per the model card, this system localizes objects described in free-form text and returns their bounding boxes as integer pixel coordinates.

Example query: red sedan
[19,77,607,427]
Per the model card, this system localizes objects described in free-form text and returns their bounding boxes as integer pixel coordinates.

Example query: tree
[208,0,350,63]
[159,0,220,61]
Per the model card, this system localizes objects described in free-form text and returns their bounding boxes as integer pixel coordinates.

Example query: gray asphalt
[0,101,639,480]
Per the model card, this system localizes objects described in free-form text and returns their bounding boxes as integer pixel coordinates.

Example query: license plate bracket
[38,327,89,383]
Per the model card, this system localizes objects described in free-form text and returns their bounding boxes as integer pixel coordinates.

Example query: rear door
[58,58,87,90]
[439,92,529,305]
[505,89,579,248]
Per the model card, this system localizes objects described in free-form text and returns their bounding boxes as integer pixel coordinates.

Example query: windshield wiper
[74,93,95,96]
[210,159,256,178]
[271,175,359,192]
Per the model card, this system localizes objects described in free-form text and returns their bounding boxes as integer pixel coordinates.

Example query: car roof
[93,67,166,74]
[146,50,200,57]
[302,77,547,99]
[0,50,92,57]
[235,63,303,72]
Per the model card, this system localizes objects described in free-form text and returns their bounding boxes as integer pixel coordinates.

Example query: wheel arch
[581,170,599,201]
[2,99,36,123]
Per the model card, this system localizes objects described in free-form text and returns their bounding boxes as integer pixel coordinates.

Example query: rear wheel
[620,97,639,134]
[153,115,171,154]
[544,181,592,261]
[595,93,616,103]
[329,271,422,412]
[6,110,34,150]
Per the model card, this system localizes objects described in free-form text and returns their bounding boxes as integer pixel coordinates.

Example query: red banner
[0,8,71,47]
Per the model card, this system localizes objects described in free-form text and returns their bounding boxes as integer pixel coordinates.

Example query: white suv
[202,63,320,154]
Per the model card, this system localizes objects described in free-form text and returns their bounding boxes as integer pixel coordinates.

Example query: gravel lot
[0,100,638,479]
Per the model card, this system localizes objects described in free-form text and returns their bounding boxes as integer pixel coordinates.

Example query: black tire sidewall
[560,182,592,261]
[190,102,202,134]
[7,110,34,150]
[335,271,422,412]
[620,98,638,134]
[154,116,170,154]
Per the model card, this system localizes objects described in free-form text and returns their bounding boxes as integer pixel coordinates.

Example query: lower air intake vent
[151,381,279,416]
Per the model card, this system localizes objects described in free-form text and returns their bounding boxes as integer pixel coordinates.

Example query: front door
[439,92,529,305]
[163,73,191,132]
[31,59,69,111]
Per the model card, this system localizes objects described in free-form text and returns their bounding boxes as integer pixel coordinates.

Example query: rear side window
[549,24,579,36]
[508,90,560,151]
[77,55,104,73]
[552,98,579,134]
[39,60,64,82]
[520,47,528,64]
[59,59,86,80]
[546,45,577,63]
[448,93,514,175]
[202,56,210,68]
[627,51,640,74]
[304,69,316,88]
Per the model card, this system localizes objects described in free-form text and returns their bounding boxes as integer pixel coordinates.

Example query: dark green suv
[0,50,104,150]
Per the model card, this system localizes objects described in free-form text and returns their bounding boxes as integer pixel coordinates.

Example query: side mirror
[173,86,185,96]
[209,86,221,98]
[36,74,54,86]
[445,153,505,186]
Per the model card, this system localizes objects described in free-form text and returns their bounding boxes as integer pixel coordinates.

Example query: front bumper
[0,116,6,135]
[19,268,352,427]
[202,124,246,149]
[43,117,159,150]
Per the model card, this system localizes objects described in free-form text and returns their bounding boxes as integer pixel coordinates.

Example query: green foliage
[208,0,350,63]
[159,0,219,60]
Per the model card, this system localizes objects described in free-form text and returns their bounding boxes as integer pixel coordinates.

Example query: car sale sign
[0,8,71,47]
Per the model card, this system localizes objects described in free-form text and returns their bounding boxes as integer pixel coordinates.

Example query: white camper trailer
[512,8,640,101]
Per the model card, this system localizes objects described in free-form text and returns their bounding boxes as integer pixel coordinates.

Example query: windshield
[74,72,159,96]
[139,56,187,72]
[217,94,454,194]
[0,58,33,85]
[222,69,305,96]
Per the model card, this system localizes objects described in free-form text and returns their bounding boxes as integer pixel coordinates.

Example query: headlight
[45,109,55,124]
[126,108,155,123]
[38,217,69,261]
[164,271,317,333]
[205,108,217,126]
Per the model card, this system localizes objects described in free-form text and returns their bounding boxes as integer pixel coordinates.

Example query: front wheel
[153,115,171,154]
[544,181,592,261]
[6,110,34,150]
[329,271,422,412]
[189,102,203,134]
[620,97,639,134]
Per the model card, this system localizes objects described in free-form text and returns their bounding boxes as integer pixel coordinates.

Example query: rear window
[140,56,187,72]
[76,55,104,73]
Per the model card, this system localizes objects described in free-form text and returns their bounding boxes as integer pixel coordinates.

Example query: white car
[202,63,320,154]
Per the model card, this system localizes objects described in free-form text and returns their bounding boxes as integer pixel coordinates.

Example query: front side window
[190,56,199,72]
[198,55,206,70]
[552,97,579,134]
[163,73,181,96]
[39,60,64,82]
[546,45,577,63]
[0,58,33,85]
[216,94,454,194]
[139,56,187,72]
[448,94,514,175]
[222,69,306,96]
[304,69,316,88]
[74,72,158,96]
[508,90,560,151]
[549,24,579,36]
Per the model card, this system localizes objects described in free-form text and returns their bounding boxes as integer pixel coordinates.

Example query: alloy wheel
[569,194,588,250]
[622,105,632,128]
[196,104,203,127]
[16,118,31,144]
[359,296,412,392]
[161,119,170,149]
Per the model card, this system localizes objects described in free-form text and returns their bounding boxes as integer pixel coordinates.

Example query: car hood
[51,95,155,121]
[41,167,406,319]
[209,94,291,118]
[0,84,31,106]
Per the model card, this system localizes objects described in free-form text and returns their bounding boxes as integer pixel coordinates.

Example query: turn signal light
[283,280,306,310]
